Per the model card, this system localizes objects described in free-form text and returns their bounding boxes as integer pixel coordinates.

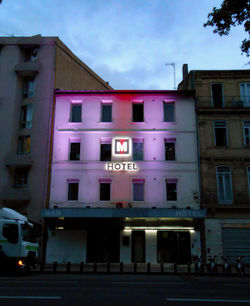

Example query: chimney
[182,64,188,80]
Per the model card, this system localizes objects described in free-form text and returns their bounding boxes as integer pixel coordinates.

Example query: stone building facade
[178,66,250,263]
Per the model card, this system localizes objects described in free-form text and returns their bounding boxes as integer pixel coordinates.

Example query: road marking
[0,296,61,300]
[166,298,250,303]
[113,281,187,285]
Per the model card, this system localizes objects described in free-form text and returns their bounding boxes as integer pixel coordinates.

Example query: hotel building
[43,90,205,264]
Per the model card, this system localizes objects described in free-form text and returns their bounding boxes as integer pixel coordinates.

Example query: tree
[204,0,250,56]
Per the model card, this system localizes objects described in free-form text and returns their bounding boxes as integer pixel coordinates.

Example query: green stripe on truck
[25,246,38,251]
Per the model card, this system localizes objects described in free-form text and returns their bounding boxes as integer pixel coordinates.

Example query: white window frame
[243,120,250,146]
[213,120,228,146]
[240,83,250,107]
[99,179,111,202]
[211,83,224,108]
[67,179,79,201]
[132,180,145,202]
[23,77,35,98]
[166,179,178,202]
[216,166,233,204]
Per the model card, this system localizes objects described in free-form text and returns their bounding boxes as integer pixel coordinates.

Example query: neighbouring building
[42,90,205,264]
[0,35,112,224]
[178,65,250,263]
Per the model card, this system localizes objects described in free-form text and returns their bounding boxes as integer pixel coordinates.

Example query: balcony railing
[201,191,250,205]
[196,96,250,109]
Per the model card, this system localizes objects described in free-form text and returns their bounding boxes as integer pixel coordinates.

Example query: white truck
[0,207,39,271]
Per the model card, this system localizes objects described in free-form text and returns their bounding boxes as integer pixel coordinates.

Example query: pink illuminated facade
[43,90,206,264]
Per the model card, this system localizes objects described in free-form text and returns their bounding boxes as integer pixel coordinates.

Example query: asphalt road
[0,273,250,305]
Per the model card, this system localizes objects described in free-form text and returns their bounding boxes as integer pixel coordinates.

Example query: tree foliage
[204,0,250,56]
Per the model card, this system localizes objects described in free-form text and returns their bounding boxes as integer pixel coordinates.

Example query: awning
[42,208,206,219]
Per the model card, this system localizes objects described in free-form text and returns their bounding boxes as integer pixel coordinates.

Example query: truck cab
[0,208,39,271]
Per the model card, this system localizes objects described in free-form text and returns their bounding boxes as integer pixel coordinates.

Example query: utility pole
[166,63,176,90]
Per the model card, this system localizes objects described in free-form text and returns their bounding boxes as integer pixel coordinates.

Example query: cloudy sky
[0,0,248,89]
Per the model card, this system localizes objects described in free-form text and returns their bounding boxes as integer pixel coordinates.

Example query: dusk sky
[0,0,248,89]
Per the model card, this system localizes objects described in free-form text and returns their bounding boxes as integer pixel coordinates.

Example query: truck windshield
[21,223,37,243]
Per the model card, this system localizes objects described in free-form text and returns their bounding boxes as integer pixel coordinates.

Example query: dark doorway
[132,231,145,263]
[87,229,120,263]
[157,231,191,264]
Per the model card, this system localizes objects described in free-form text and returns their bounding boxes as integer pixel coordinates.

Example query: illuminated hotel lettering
[106,162,138,172]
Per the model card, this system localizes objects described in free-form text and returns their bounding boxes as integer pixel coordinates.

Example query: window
[23,77,35,98]
[20,104,33,129]
[14,167,28,187]
[101,104,112,122]
[163,102,175,122]
[247,167,250,198]
[69,142,80,161]
[133,179,144,201]
[2,224,18,243]
[25,46,39,61]
[100,180,111,201]
[216,166,233,204]
[244,121,250,146]
[70,104,82,122]
[68,181,79,201]
[100,140,111,161]
[166,179,177,201]
[18,135,31,154]
[211,83,224,108]
[240,83,250,107]
[133,139,143,161]
[165,138,176,160]
[214,121,228,146]
[132,103,144,122]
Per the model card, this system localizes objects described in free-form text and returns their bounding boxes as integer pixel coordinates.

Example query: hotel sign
[106,137,138,172]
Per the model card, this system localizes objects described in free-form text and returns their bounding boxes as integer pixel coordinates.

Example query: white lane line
[113,281,187,285]
[0,296,61,300]
[166,298,250,303]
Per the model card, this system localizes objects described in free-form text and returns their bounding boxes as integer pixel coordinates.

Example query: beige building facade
[0,35,112,224]
[179,66,250,263]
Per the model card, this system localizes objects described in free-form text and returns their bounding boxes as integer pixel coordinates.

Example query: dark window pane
[20,104,33,129]
[164,103,175,122]
[100,183,110,201]
[23,77,35,98]
[102,104,112,122]
[212,84,223,108]
[133,183,144,201]
[3,224,18,243]
[14,167,28,187]
[133,142,143,160]
[68,183,78,200]
[133,104,144,122]
[167,182,177,201]
[215,129,227,145]
[165,142,175,160]
[25,47,39,61]
[100,144,111,161]
[71,105,82,122]
[70,143,80,160]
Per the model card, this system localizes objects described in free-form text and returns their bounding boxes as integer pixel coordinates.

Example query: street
[0,273,250,305]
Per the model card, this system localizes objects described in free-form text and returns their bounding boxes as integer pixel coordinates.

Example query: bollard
[174,263,177,274]
[147,263,150,274]
[53,261,57,273]
[80,261,84,274]
[134,262,137,273]
[40,262,44,273]
[107,261,110,274]
[94,261,97,273]
[66,262,71,273]
[120,262,123,273]
[161,262,164,273]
